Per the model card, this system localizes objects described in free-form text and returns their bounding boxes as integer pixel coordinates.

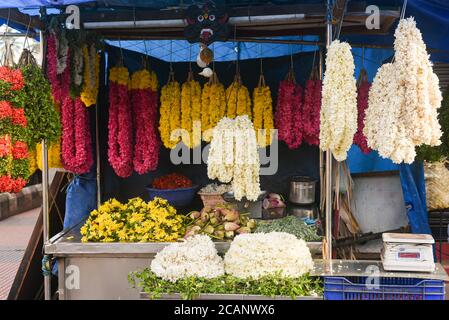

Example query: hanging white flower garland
[207,115,261,201]
[364,17,442,164]
[319,40,358,162]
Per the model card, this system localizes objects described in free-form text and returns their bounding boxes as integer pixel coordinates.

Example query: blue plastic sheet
[399,162,432,235]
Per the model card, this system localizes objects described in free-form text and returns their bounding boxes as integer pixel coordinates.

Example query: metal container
[222,191,267,219]
[289,176,317,205]
[289,204,318,219]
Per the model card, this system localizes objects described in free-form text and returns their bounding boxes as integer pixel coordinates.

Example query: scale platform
[381,233,436,273]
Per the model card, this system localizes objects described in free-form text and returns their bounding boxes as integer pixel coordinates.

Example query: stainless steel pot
[289,176,317,205]
[289,205,317,219]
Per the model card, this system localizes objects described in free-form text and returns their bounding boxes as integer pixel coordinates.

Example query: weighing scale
[381,233,435,273]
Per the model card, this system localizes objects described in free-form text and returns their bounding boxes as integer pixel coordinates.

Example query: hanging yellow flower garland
[80,44,100,107]
[36,140,63,170]
[130,68,158,91]
[253,76,274,147]
[159,72,181,149]
[201,72,226,142]
[28,148,37,176]
[226,75,251,120]
[181,72,202,148]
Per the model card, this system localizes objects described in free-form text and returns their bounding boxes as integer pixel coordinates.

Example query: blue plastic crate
[324,276,445,300]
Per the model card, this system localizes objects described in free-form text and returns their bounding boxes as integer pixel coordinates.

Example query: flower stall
[2,0,449,301]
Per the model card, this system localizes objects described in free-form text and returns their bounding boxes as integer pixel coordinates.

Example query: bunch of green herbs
[255,216,321,242]
[129,269,323,300]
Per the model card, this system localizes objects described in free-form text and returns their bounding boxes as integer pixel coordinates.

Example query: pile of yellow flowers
[80,197,186,242]
[80,44,100,107]
[201,72,226,142]
[159,76,181,149]
[225,75,251,120]
[130,68,158,91]
[181,72,202,148]
[253,77,274,147]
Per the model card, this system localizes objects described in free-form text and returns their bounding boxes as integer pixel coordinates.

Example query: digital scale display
[397,252,421,259]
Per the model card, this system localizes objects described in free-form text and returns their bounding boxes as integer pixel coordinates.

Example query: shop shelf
[324,276,445,300]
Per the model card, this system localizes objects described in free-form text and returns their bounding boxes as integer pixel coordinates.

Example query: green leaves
[129,269,323,300]
[21,64,61,148]
[255,216,321,242]
[416,86,449,162]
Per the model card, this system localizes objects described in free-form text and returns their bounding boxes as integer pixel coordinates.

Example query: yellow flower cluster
[130,69,158,91]
[80,45,100,107]
[252,85,274,147]
[80,197,186,243]
[181,79,202,148]
[28,148,37,176]
[201,74,226,142]
[109,66,129,86]
[159,81,181,149]
[36,139,63,170]
[226,81,251,120]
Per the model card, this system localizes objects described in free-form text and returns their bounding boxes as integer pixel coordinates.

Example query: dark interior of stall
[99,45,321,208]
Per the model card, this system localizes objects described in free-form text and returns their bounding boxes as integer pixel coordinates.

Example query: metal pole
[325,0,333,262]
[42,138,51,300]
[39,6,51,300]
[96,100,101,208]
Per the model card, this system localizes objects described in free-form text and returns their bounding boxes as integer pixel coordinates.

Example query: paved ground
[0,208,40,300]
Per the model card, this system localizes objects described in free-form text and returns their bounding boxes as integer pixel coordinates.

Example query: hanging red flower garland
[354,70,371,154]
[275,70,303,149]
[302,72,322,146]
[130,69,160,174]
[48,38,93,174]
[0,66,30,193]
[108,67,134,178]
[61,96,94,174]
[46,32,70,105]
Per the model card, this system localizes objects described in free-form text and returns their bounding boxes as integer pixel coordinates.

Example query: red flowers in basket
[152,173,193,190]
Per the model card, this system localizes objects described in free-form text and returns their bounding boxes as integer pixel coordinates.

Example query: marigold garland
[36,140,63,170]
[201,73,226,142]
[225,76,251,120]
[302,69,322,146]
[181,73,202,148]
[353,70,371,154]
[319,40,357,162]
[108,66,134,177]
[274,71,303,149]
[159,77,181,149]
[130,68,160,174]
[252,78,274,148]
[61,96,94,174]
[80,44,100,107]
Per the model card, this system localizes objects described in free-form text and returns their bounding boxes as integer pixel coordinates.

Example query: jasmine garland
[320,40,357,162]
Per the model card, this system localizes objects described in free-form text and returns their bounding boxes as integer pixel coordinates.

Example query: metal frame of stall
[1,0,422,299]
[37,0,387,299]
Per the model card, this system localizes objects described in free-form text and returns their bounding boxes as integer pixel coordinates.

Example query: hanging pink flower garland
[302,77,322,146]
[131,84,160,174]
[47,32,93,174]
[108,67,134,178]
[354,71,371,154]
[61,97,94,173]
[275,71,303,149]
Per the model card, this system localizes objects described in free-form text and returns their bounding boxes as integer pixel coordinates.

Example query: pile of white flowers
[223,232,314,279]
[320,40,358,162]
[364,18,442,164]
[207,115,261,201]
[150,235,224,282]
